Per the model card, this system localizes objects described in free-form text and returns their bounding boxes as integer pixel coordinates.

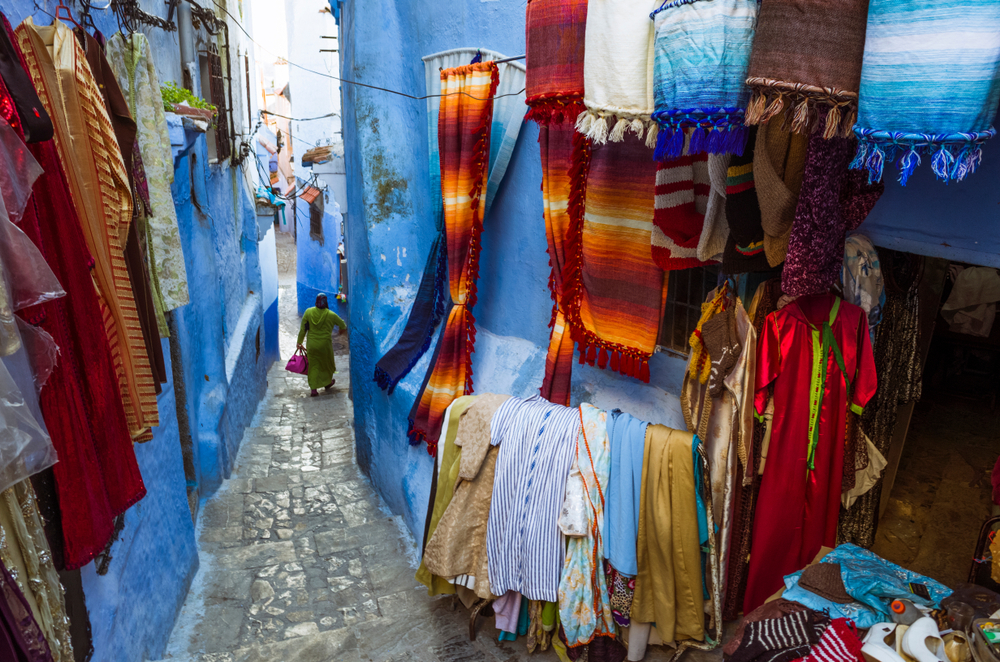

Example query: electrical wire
[202,0,526,102]
[262,109,340,122]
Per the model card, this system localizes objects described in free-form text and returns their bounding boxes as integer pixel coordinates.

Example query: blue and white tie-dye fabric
[852,0,1000,185]
[650,0,758,160]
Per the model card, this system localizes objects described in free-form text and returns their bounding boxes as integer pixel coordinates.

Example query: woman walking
[297,293,347,396]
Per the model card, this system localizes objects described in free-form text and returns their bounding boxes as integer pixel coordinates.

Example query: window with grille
[658,265,720,355]
[206,46,232,161]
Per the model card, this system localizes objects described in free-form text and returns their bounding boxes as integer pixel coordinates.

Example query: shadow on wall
[296,184,344,316]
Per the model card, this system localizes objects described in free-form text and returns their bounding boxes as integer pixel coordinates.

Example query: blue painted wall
[296,185,344,316]
[259,222,281,365]
[338,0,1000,541]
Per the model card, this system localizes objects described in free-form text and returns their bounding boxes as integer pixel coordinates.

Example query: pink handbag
[285,348,308,375]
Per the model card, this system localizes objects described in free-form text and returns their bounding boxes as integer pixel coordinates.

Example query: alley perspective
[0,0,1000,662]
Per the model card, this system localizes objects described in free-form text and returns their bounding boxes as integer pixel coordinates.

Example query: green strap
[806,299,854,472]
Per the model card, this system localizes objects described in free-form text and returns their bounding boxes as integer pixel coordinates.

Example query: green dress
[297,307,347,389]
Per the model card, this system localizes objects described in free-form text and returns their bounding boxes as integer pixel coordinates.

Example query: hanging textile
[539,123,578,405]
[631,425,705,644]
[650,150,713,271]
[106,33,189,314]
[17,18,159,441]
[487,395,579,602]
[697,154,731,263]
[721,128,775,274]
[2,16,146,570]
[650,0,757,159]
[783,131,884,298]
[0,481,73,661]
[408,62,498,455]
[524,0,588,124]
[743,294,877,612]
[842,235,884,336]
[744,0,870,139]
[852,0,1000,184]
[562,132,667,382]
[604,410,648,578]
[0,557,51,662]
[755,120,808,269]
[575,0,658,146]
[374,237,446,393]
[558,404,615,647]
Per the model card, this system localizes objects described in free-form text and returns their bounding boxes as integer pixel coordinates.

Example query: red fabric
[992,455,1000,506]
[744,294,876,612]
[2,17,145,570]
[803,618,864,662]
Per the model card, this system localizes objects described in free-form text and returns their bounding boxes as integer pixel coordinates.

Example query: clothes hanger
[54,0,81,28]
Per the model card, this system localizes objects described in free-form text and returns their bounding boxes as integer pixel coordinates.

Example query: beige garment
[756,119,809,267]
[941,267,1000,338]
[0,481,73,661]
[422,393,509,599]
[631,424,704,643]
[758,397,776,475]
[17,19,158,440]
[842,435,887,509]
[696,154,731,263]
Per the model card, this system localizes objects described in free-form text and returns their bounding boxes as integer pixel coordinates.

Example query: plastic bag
[15,318,58,392]
[0,116,43,224]
[0,347,57,494]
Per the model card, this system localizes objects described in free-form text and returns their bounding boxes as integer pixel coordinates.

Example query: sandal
[310,389,318,397]
[324,380,335,391]
[863,623,908,662]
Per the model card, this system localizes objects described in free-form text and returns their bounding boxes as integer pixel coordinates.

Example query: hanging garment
[650,150,713,271]
[558,404,615,647]
[80,31,166,394]
[17,18,159,441]
[0,23,48,145]
[940,267,1000,338]
[487,395,579,602]
[755,120,808,268]
[0,17,145,570]
[852,0,1000,184]
[782,132,884,298]
[416,396,473,596]
[524,0,588,124]
[408,62,498,456]
[105,32,189,312]
[721,128,775,274]
[697,153,731,263]
[605,410,648,578]
[562,132,667,382]
[0,557,51,662]
[374,236,446,394]
[842,235,884,336]
[0,481,73,662]
[650,0,757,159]
[575,0,658,146]
[744,0,870,139]
[539,123,579,405]
[631,425,705,645]
[422,393,510,599]
[841,435,886,509]
[743,294,877,613]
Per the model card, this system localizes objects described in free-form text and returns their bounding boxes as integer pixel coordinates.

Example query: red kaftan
[743,293,876,612]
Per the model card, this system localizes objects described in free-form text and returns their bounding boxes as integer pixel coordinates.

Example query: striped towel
[562,132,667,382]
[651,0,757,159]
[408,62,499,456]
[852,0,1000,184]
[525,0,589,124]
[651,151,712,271]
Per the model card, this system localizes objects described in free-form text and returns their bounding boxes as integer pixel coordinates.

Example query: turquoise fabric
[605,409,649,577]
[692,435,710,600]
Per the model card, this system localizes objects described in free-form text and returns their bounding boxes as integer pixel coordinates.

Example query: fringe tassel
[609,117,629,143]
[645,122,658,149]
[897,148,921,186]
[789,97,811,135]
[575,110,594,136]
[598,347,609,369]
[823,105,842,140]
[744,93,767,126]
[630,117,645,139]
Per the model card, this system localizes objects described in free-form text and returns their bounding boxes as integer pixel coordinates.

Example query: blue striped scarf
[852,0,1000,184]
[651,0,758,159]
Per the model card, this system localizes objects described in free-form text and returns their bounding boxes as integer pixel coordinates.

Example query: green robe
[297,307,347,389]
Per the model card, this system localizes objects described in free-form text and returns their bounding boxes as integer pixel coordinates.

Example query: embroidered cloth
[525,0,588,124]
[562,133,667,382]
[651,0,757,159]
[851,0,1000,184]
[744,0,870,139]
[408,62,498,455]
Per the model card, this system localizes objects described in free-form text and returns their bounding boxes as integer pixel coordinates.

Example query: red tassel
[586,344,597,366]
[610,350,620,373]
[639,360,650,383]
[597,347,608,369]
[623,354,634,376]
[578,342,587,365]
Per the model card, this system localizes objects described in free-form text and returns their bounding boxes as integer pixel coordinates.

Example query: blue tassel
[850,141,868,172]
[690,127,707,155]
[865,144,886,184]
[931,147,956,182]
[654,125,686,161]
[897,148,921,186]
[729,125,748,157]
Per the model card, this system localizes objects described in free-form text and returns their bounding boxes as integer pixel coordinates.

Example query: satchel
[285,348,308,375]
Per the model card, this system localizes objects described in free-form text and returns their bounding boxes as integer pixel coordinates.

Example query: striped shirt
[487,395,580,602]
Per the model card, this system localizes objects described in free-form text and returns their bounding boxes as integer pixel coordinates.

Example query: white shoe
[863,623,908,662]
[901,617,948,662]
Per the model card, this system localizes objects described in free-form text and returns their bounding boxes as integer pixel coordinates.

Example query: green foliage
[161,81,217,115]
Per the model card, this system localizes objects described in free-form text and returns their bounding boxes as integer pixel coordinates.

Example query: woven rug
[408,62,498,456]
[852,0,1000,184]
[539,123,579,405]
[525,0,588,125]
[576,0,657,147]
[744,0,870,139]
[651,0,757,159]
[562,131,667,382]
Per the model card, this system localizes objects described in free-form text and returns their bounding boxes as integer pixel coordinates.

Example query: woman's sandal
[324,380,335,391]
[310,389,319,397]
